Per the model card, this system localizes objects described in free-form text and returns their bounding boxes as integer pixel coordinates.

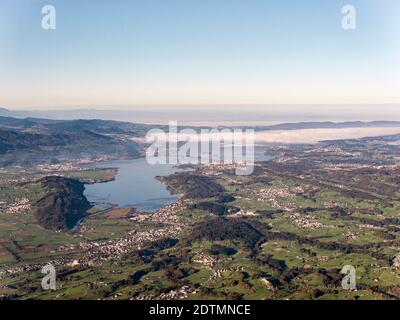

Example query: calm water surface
[84,158,181,212]
[84,147,272,212]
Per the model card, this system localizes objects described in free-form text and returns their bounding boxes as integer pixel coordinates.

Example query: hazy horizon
[2,104,400,126]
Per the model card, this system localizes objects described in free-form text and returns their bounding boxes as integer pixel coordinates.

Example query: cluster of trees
[185,218,266,250]
[190,201,240,216]
[208,244,237,256]
[35,176,92,230]
[189,193,238,216]
[160,173,225,199]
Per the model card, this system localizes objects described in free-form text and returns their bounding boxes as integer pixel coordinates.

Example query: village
[0,198,31,215]
[0,198,191,280]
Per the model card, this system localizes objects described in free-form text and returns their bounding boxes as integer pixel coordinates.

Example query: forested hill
[0,115,161,136]
[0,116,158,165]
[35,176,92,230]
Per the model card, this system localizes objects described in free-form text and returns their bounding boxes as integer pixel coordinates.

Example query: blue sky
[0,0,399,108]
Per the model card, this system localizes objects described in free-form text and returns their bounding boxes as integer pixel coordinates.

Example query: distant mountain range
[2,105,400,126]
[0,115,160,135]
[1,114,400,132]
[1,114,400,166]
[0,115,154,166]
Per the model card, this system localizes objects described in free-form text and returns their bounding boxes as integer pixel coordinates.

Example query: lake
[84,158,182,212]
[84,147,273,212]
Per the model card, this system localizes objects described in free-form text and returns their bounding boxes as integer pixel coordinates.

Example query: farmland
[1,133,400,300]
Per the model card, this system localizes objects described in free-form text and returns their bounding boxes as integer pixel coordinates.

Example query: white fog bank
[254,127,400,144]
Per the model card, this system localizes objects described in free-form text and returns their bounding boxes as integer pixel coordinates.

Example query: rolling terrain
[0,116,154,165]
[1,116,400,300]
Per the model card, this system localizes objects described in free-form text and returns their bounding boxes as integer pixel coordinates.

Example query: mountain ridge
[1,115,400,132]
[0,116,144,165]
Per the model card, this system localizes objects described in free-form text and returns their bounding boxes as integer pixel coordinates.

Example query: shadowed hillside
[34,176,92,231]
[0,116,151,165]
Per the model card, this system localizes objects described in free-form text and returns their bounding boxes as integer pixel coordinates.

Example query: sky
[0,0,399,109]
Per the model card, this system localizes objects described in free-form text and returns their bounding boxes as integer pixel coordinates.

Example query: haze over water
[6,104,400,126]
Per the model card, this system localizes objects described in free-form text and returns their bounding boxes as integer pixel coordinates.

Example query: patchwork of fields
[1,133,400,300]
